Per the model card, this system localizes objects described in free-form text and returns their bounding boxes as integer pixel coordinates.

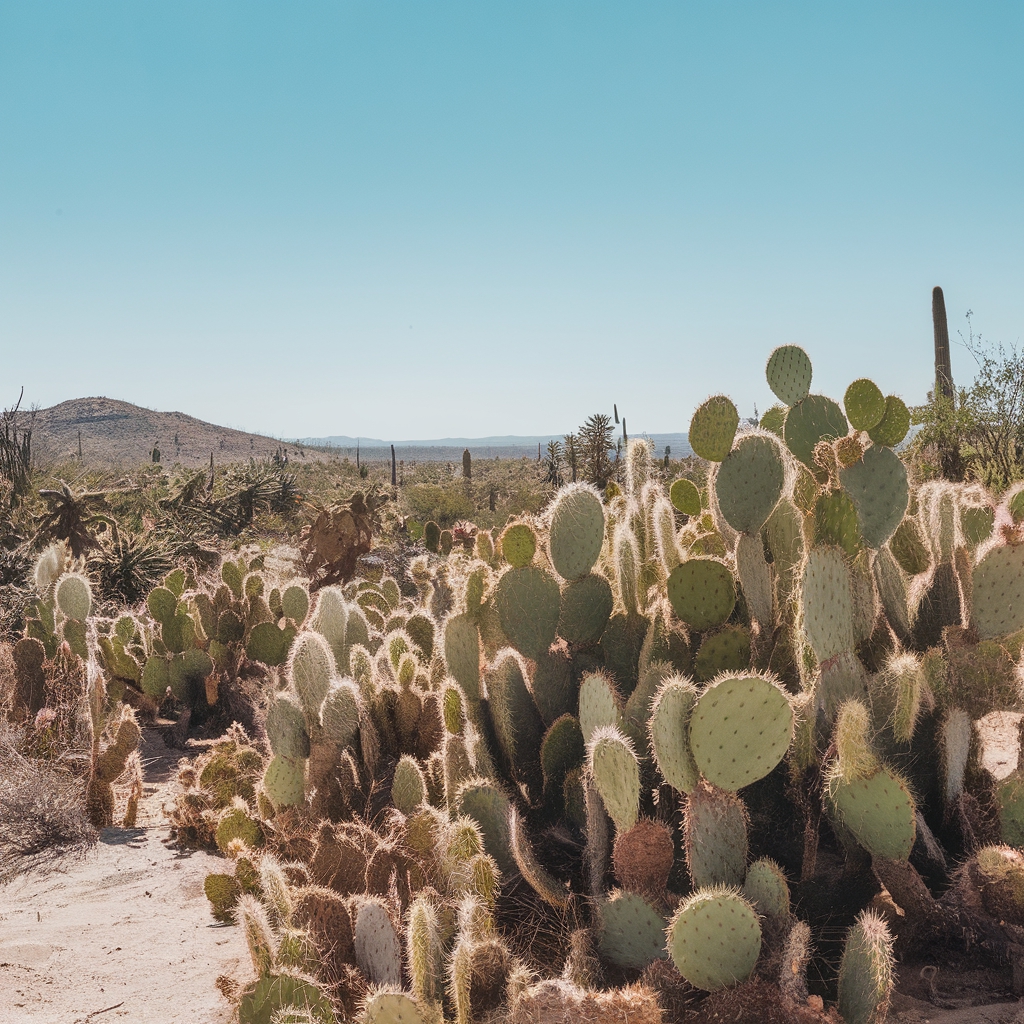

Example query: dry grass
[0,721,97,884]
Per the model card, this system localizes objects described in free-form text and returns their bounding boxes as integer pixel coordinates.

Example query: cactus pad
[689,396,740,462]
[541,714,585,804]
[837,911,894,1024]
[444,613,481,702]
[814,489,862,558]
[735,533,773,627]
[689,673,793,790]
[548,484,605,581]
[597,890,668,969]
[714,435,786,535]
[263,754,305,809]
[266,692,310,760]
[501,523,537,568]
[237,972,335,1024]
[457,779,514,873]
[320,682,361,748]
[578,671,622,743]
[839,444,909,549]
[867,395,911,448]
[392,755,426,814]
[830,767,916,860]
[670,478,701,516]
[890,519,930,575]
[362,991,426,1024]
[281,584,310,623]
[742,858,790,919]
[995,771,1024,847]
[843,379,887,431]
[354,899,403,986]
[684,781,748,888]
[649,678,700,794]
[290,632,334,722]
[667,888,762,991]
[494,566,561,660]
[55,573,92,621]
[557,573,613,645]
[588,726,640,833]
[972,543,1024,639]
[760,404,786,438]
[693,626,751,684]
[667,559,736,632]
[801,546,855,663]
[766,345,813,406]
[784,395,848,467]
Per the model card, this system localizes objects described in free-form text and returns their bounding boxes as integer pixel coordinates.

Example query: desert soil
[0,730,247,1024]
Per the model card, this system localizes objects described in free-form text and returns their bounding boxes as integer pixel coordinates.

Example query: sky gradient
[2,3,1022,440]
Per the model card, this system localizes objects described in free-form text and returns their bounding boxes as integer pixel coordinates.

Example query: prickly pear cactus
[837,910,894,1024]
[766,345,813,407]
[597,890,667,969]
[666,558,735,632]
[689,396,739,462]
[548,483,605,582]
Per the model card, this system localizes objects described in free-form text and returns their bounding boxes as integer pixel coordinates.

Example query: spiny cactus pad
[588,726,640,833]
[844,379,887,432]
[361,991,426,1024]
[557,573,614,646]
[494,566,561,660]
[291,632,334,723]
[814,489,862,558]
[689,396,740,463]
[55,573,92,621]
[320,682,361,748]
[354,900,403,987]
[837,911,894,1024]
[995,771,1024,847]
[597,890,668,969]
[715,435,786,535]
[267,692,310,760]
[735,533,773,627]
[830,767,916,860]
[501,523,537,568]
[766,345,813,407]
[667,888,762,991]
[667,559,736,632]
[867,395,911,448]
[801,546,855,663]
[742,858,790,919]
[457,779,514,873]
[839,444,910,549]
[578,671,622,743]
[263,754,305,809]
[784,395,848,467]
[670,478,701,516]
[972,543,1024,639]
[684,782,748,888]
[693,626,751,684]
[689,673,793,790]
[392,755,427,814]
[237,972,336,1024]
[548,484,605,581]
[444,613,481,702]
[649,678,700,794]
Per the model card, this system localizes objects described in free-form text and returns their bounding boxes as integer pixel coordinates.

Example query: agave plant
[34,483,119,557]
[88,530,174,605]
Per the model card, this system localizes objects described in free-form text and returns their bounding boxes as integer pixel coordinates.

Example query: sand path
[0,731,247,1024]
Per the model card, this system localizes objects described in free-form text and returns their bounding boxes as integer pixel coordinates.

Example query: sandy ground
[0,731,247,1024]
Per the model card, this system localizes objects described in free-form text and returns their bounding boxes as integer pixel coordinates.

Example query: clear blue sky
[2,3,1022,440]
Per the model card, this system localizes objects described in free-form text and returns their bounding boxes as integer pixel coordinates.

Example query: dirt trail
[0,730,247,1024]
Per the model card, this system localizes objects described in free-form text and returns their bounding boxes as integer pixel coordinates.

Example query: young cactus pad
[666,559,736,632]
[548,484,605,581]
[843,379,887,432]
[55,572,92,621]
[783,395,848,467]
[867,395,911,448]
[766,345,812,407]
[839,445,910,549]
[742,858,791,920]
[501,523,537,568]
[670,478,701,516]
[837,910,895,1024]
[714,435,786,536]
[688,674,794,791]
[689,396,740,462]
[667,888,762,992]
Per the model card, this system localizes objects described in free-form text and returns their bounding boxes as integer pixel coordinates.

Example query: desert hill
[19,397,313,469]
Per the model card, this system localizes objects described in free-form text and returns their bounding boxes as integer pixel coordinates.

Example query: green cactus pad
[486,649,545,795]
[444,613,481,702]
[867,396,911,448]
[889,519,930,575]
[667,888,762,991]
[995,771,1024,847]
[320,681,360,747]
[961,504,995,547]
[147,585,178,624]
[667,559,736,632]
[684,782,748,888]
[735,533,773,627]
[843,379,887,432]
[597,890,668,969]
[813,489,862,558]
[457,779,514,873]
[548,484,606,581]
[689,673,793,791]
[578,671,622,743]
[693,626,751,684]
[557,573,613,646]
[784,395,848,467]
[494,566,561,660]
[203,872,241,922]
[281,585,310,623]
[501,523,537,568]
[801,546,855,663]
[670,478,701,516]
[972,543,1024,639]
[689,396,740,462]
[743,858,790,919]
[362,992,426,1024]
[392,755,427,814]
[541,714,586,804]
[263,754,305,809]
[760,405,787,438]
[830,767,916,860]
[588,726,640,833]
[839,445,909,549]
[622,661,673,755]
[766,345,813,407]
[714,435,786,535]
[216,805,264,854]
[290,632,334,723]
[237,972,335,1024]
[530,649,576,727]
[247,621,295,667]
[649,678,700,794]
[55,573,92,622]
[837,911,894,1024]
[266,692,310,759]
